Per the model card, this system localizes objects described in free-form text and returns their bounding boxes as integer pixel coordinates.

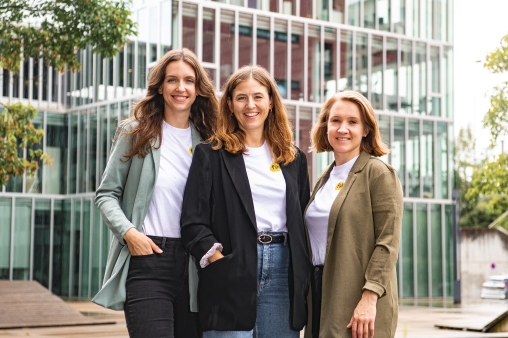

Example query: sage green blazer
[92,120,201,311]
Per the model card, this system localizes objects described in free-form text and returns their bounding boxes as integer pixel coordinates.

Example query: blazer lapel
[221,150,257,231]
[325,152,371,258]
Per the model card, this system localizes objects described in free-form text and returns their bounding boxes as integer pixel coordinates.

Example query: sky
[454,0,508,159]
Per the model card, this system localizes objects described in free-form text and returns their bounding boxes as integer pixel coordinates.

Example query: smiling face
[159,60,197,119]
[327,99,369,165]
[228,78,272,144]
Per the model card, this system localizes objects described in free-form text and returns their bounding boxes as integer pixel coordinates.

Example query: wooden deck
[0,281,115,330]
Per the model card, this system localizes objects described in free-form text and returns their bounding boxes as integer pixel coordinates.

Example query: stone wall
[460,227,508,300]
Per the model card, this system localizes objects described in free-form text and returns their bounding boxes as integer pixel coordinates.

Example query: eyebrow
[164,74,195,79]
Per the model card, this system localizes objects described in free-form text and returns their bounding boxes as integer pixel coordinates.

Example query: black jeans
[124,236,201,338]
[311,265,324,338]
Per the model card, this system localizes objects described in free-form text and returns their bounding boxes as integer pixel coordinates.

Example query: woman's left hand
[347,289,378,338]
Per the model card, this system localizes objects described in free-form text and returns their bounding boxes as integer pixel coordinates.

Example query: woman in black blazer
[180,65,311,337]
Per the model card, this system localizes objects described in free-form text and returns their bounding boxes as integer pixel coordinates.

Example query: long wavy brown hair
[210,65,296,165]
[120,48,218,158]
[311,90,389,156]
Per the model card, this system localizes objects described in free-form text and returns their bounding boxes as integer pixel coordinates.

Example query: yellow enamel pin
[335,181,344,190]
[270,162,281,172]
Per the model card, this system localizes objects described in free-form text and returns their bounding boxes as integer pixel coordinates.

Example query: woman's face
[159,60,197,117]
[228,78,272,137]
[327,99,369,164]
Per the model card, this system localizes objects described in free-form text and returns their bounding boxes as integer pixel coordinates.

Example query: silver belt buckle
[258,234,273,244]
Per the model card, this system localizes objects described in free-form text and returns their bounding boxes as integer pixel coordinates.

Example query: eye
[167,78,176,83]
[349,120,357,124]
[255,95,263,99]
[236,96,245,101]
[186,78,195,83]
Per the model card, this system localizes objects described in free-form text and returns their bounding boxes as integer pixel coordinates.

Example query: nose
[337,123,347,133]
[246,97,255,109]
[176,80,185,92]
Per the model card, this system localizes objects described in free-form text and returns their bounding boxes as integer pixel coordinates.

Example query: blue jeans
[203,242,299,338]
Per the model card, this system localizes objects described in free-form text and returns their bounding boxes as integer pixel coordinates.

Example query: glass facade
[0,0,454,304]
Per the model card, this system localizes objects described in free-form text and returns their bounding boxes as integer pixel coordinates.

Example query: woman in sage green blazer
[92,48,218,338]
[304,91,403,338]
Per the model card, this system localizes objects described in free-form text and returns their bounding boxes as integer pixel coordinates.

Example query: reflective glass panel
[99,106,109,183]
[44,113,68,194]
[378,0,390,31]
[71,199,81,297]
[339,30,353,91]
[393,117,406,195]
[347,0,360,26]
[239,13,254,69]
[392,0,406,34]
[400,40,413,114]
[52,199,71,297]
[429,46,440,116]
[364,0,375,29]
[324,27,337,101]
[282,0,297,15]
[256,16,270,73]
[436,122,448,199]
[299,107,313,181]
[69,112,78,194]
[422,121,434,198]
[33,199,51,288]
[137,42,147,92]
[308,25,321,103]
[444,47,453,118]
[430,204,443,297]
[378,115,390,163]
[274,19,288,99]
[385,38,398,112]
[414,42,426,115]
[355,32,368,99]
[332,0,346,22]
[13,198,31,280]
[27,113,44,194]
[0,198,12,279]
[408,119,420,197]
[220,10,235,87]
[401,202,414,298]
[291,22,305,101]
[91,204,101,296]
[300,0,312,18]
[182,3,197,54]
[81,199,91,298]
[79,111,87,193]
[203,7,216,63]
[444,204,453,297]
[371,35,383,110]
[416,203,428,298]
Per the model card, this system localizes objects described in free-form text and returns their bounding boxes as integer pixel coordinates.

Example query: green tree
[0,0,136,186]
[483,33,508,147]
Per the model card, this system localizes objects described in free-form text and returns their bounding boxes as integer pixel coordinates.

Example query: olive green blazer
[92,120,201,311]
[304,151,403,338]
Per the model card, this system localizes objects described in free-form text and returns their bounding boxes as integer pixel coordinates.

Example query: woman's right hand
[208,250,224,263]
[124,228,163,256]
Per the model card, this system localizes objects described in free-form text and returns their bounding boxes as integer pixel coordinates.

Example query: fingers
[369,320,375,338]
[148,237,163,254]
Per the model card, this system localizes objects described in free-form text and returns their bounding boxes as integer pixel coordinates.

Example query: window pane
[72,199,81,297]
[44,113,68,194]
[378,0,390,31]
[79,111,88,193]
[355,32,368,98]
[332,0,345,22]
[408,119,420,197]
[299,107,313,182]
[274,19,288,99]
[347,0,360,26]
[69,112,79,194]
[239,13,253,68]
[99,106,108,183]
[371,35,383,110]
[52,199,71,297]
[422,121,434,198]
[34,199,51,288]
[444,204,453,297]
[431,204,443,297]
[414,42,426,115]
[385,38,398,112]
[13,198,31,280]
[256,16,270,73]
[161,1,172,55]
[282,0,297,16]
[339,30,353,91]
[88,109,98,192]
[317,0,329,21]
[378,115,390,163]
[392,0,405,34]
[27,113,44,194]
[324,27,337,101]
[308,25,322,103]
[364,0,375,29]
[436,122,448,199]
[182,3,197,53]
[401,202,414,298]
[400,40,413,114]
[300,0,312,18]
[0,198,12,279]
[91,204,101,296]
[416,203,429,298]
[220,10,235,88]
[393,117,406,195]
[291,21,304,101]
[203,8,216,63]
[81,199,91,298]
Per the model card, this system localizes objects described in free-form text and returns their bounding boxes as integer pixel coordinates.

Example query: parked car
[481,274,508,299]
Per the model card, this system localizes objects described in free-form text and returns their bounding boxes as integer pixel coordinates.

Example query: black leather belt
[257,232,288,244]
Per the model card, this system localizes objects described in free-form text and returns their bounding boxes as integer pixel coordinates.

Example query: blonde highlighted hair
[311,90,389,156]
[210,65,297,165]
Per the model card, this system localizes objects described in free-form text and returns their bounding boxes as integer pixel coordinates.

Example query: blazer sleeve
[180,144,220,261]
[297,149,311,214]
[363,169,403,298]
[95,124,135,245]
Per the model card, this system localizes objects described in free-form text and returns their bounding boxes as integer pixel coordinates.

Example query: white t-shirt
[305,155,359,265]
[243,142,287,233]
[142,121,192,238]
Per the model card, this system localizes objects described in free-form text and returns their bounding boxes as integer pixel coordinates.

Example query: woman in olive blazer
[304,91,403,338]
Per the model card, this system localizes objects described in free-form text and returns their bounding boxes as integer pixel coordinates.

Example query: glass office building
[0,0,454,303]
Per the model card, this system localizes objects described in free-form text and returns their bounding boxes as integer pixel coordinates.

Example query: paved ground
[0,299,507,337]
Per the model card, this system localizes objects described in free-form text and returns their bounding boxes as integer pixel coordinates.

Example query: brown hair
[311,90,389,156]
[210,65,297,165]
[121,48,218,158]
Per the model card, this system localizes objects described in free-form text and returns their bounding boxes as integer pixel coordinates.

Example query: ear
[158,87,162,94]
[363,128,370,137]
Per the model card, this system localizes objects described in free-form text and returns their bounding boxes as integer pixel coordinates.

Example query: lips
[172,95,188,103]
[244,112,260,117]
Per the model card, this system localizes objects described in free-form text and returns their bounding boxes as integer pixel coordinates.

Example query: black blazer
[180,143,312,331]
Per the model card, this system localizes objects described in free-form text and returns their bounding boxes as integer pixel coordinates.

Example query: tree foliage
[483,33,508,146]
[0,103,51,186]
[0,0,137,73]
